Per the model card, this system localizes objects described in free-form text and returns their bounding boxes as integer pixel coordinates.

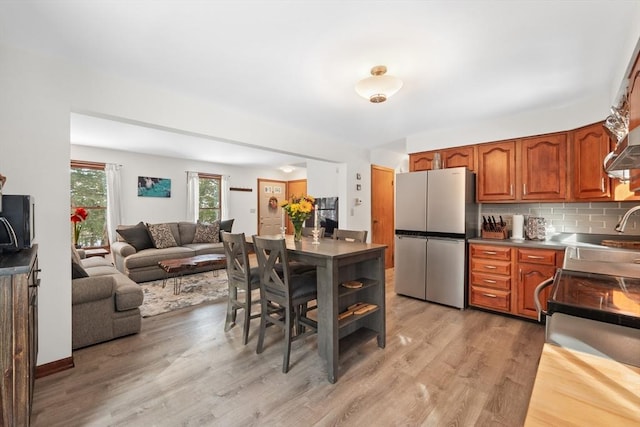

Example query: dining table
[249,234,387,383]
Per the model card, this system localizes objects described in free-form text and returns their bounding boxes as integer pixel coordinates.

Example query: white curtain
[222,175,230,219]
[105,163,123,244]
[186,171,199,222]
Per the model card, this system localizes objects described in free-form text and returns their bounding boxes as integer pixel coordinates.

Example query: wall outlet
[355,198,363,205]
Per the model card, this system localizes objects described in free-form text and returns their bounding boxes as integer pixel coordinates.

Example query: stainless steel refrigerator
[394,167,477,308]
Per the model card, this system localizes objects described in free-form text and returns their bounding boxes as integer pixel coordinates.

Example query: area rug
[139,270,228,317]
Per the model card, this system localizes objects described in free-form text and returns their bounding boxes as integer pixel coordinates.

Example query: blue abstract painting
[138,176,171,198]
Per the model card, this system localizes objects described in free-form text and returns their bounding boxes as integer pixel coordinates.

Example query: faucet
[615,205,640,232]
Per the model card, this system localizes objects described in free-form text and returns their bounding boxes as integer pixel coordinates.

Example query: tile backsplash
[480,201,640,236]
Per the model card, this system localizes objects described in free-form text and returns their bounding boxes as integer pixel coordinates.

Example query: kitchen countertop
[469,232,640,250]
[525,343,640,426]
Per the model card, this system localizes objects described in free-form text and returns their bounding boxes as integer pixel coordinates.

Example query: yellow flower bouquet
[281,194,315,241]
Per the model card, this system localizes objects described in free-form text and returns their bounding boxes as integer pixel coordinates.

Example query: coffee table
[158,254,226,295]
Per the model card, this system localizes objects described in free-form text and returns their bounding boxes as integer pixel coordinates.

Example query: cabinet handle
[484,265,497,269]
[527,255,545,259]
[601,177,605,192]
[510,184,513,196]
[523,184,527,196]
[483,251,497,255]
[482,293,497,298]
[483,279,497,284]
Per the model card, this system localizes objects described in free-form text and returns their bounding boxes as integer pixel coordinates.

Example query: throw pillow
[193,221,220,243]
[218,218,234,241]
[71,261,89,279]
[116,222,154,251]
[219,218,234,233]
[147,223,178,249]
[71,243,83,265]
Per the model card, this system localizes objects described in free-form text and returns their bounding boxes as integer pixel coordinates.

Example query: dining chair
[222,232,262,345]
[252,235,318,373]
[332,228,368,243]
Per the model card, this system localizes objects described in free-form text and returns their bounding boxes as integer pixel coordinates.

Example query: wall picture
[138,176,171,198]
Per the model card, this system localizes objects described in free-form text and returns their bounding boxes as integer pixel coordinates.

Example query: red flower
[71,207,88,223]
[71,207,89,245]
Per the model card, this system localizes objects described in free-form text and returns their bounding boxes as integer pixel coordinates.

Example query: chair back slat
[222,232,251,287]
[332,229,367,243]
[252,236,290,299]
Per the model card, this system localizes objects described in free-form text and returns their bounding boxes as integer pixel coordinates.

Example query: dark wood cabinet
[1,246,39,426]
[520,133,568,201]
[476,141,517,201]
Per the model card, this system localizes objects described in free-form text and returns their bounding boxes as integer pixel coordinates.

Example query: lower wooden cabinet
[0,246,39,427]
[469,243,563,320]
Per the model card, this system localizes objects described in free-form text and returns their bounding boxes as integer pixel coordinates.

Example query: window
[198,173,221,222]
[70,160,107,248]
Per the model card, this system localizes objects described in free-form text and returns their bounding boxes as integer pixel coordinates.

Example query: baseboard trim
[35,356,75,378]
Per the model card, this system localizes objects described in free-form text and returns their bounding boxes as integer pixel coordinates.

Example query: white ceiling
[1,1,639,167]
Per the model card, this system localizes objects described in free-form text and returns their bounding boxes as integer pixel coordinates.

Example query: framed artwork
[138,176,171,198]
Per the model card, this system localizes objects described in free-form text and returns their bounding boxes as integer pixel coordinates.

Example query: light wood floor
[32,269,545,426]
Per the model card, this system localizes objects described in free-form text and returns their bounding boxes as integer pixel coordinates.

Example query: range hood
[605,127,640,171]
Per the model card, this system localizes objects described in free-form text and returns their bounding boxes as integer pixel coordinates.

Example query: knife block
[481,229,508,240]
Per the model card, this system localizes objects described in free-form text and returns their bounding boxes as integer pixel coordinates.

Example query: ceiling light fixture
[355,65,403,103]
[279,165,295,173]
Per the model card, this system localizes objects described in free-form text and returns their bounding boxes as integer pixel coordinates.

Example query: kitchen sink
[564,245,640,278]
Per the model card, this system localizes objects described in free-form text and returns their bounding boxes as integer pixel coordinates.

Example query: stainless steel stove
[535,245,640,367]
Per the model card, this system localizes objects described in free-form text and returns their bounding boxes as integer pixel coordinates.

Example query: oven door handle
[534,276,555,322]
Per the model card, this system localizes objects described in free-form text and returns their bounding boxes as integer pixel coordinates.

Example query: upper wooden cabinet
[520,133,568,201]
[409,151,435,171]
[410,121,640,202]
[442,146,475,170]
[409,146,476,172]
[477,141,517,201]
[572,122,612,200]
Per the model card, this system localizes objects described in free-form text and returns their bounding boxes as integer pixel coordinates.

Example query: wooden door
[257,179,287,235]
[443,146,476,171]
[409,151,435,171]
[285,179,307,233]
[477,141,517,201]
[371,165,394,268]
[517,263,556,319]
[521,133,567,201]
[572,123,611,200]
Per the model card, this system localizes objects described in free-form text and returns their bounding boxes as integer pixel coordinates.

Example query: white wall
[0,42,365,366]
[71,145,295,235]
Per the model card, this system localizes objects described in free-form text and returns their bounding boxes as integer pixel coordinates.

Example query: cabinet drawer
[518,248,556,265]
[471,245,511,261]
[470,286,510,311]
[471,258,511,276]
[471,272,511,290]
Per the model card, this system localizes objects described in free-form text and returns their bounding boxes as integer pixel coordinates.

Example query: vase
[293,221,303,242]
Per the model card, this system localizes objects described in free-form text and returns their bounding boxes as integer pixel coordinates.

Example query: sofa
[71,247,144,349]
[111,220,233,283]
